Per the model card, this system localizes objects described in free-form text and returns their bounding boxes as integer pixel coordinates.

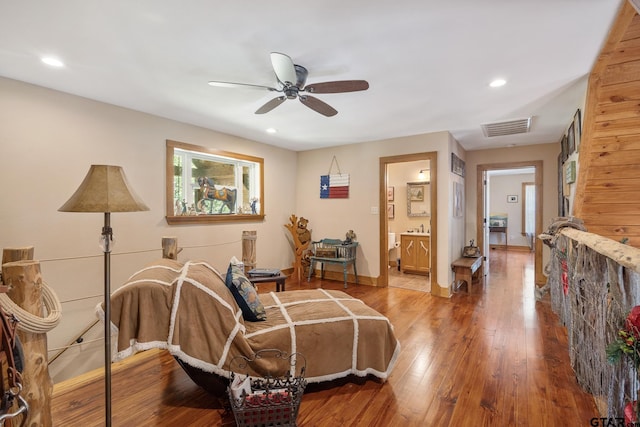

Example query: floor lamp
[59,165,148,426]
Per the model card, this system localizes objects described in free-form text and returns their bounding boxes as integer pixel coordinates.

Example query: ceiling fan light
[215,52,366,117]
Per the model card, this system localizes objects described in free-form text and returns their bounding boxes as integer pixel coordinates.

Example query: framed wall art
[453,182,463,217]
[558,153,564,216]
[387,186,394,202]
[574,109,582,150]
[567,122,575,154]
[407,181,430,217]
[409,184,424,201]
[565,161,576,184]
[561,134,569,162]
[451,153,465,177]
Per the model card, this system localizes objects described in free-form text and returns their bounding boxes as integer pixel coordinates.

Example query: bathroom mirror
[166,140,264,224]
[407,181,430,217]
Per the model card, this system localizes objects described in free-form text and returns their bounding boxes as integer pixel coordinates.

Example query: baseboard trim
[283,267,449,295]
[281,267,378,287]
[490,244,532,252]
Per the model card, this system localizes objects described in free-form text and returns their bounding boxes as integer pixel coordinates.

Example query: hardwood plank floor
[51,251,599,426]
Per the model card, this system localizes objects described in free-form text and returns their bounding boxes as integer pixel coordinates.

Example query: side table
[489,226,508,250]
[247,272,288,292]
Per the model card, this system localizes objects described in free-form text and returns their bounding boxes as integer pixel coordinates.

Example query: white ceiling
[0,1,623,152]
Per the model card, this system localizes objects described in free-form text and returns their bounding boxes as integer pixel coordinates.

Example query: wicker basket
[314,247,337,258]
[227,349,306,427]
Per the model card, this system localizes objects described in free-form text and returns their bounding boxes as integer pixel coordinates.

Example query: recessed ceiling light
[41,57,64,67]
[490,79,506,88]
[266,128,277,134]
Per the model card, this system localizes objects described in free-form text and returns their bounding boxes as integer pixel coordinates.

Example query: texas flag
[320,174,350,199]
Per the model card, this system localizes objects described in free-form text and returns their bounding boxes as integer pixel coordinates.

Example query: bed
[97,258,400,395]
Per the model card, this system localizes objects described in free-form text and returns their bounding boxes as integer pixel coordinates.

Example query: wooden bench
[451,256,483,293]
[307,238,358,288]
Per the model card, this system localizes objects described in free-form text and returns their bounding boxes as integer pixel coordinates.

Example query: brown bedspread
[98,259,400,383]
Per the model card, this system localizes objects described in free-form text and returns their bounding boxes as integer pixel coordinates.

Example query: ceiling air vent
[481,117,531,138]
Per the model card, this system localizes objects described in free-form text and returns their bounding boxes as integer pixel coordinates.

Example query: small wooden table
[247,273,287,292]
[451,256,483,293]
[489,226,508,250]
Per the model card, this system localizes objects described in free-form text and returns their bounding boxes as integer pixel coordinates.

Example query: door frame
[379,152,438,292]
[476,160,544,285]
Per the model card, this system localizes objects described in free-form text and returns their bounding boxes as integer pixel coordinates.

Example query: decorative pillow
[225,261,266,322]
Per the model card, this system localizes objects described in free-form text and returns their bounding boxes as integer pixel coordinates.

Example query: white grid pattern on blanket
[246,289,391,376]
[107,261,401,383]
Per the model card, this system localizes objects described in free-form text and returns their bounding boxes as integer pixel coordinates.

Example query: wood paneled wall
[574,1,640,247]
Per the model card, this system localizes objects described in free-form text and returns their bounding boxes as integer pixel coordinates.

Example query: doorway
[379,152,438,293]
[476,161,544,286]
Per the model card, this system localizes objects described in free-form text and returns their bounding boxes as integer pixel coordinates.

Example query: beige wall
[295,131,463,292]
[0,77,298,381]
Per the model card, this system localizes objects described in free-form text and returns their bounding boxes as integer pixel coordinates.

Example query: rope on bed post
[2,250,53,427]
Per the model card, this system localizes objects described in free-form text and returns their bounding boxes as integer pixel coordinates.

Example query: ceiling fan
[208,52,369,117]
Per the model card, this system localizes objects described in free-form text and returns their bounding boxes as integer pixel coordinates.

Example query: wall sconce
[418,169,427,180]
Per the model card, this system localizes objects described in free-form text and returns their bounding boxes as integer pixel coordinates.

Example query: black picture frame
[574,109,582,150]
[567,122,575,154]
[557,153,564,216]
[451,153,465,177]
[561,134,569,163]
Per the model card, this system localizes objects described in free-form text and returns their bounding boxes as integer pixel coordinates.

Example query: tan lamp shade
[59,165,149,213]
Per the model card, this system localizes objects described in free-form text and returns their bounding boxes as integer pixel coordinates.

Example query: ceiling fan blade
[270,52,297,86]
[208,80,279,92]
[299,95,338,117]
[255,96,287,114]
[304,80,369,94]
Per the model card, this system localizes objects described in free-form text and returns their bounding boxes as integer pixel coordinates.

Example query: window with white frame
[166,140,263,223]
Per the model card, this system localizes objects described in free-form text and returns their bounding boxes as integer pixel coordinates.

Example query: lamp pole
[58,165,149,427]
[102,212,112,427]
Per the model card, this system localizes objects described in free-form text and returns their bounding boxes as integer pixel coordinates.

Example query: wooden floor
[51,251,599,426]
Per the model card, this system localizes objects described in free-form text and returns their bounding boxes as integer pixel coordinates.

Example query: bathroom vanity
[400,232,430,275]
